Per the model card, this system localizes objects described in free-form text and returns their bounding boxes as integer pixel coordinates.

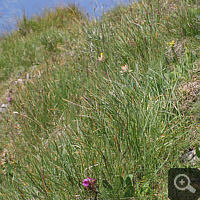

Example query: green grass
[0,0,200,199]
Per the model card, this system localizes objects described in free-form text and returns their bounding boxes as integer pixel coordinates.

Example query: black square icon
[168,168,200,200]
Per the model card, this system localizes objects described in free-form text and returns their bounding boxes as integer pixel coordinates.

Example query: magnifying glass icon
[174,174,196,193]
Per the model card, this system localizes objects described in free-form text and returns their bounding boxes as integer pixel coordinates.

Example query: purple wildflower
[83,179,90,187]
[82,177,98,198]
[82,177,97,188]
[8,97,12,103]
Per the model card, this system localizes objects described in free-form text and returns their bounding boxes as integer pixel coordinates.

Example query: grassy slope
[0,0,200,199]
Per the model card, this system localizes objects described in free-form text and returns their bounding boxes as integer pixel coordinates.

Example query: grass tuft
[0,0,199,199]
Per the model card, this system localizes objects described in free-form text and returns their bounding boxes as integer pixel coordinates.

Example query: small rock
[1,104,8,108]
[182,148,200,166]
[0,104,8,113]
[14,79,23,84]
[26,73,30,80]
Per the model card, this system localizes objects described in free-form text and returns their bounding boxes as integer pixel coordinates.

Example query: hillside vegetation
[0,0,200,199]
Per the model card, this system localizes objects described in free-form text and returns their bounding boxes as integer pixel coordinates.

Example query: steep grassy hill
[0,0,199,199]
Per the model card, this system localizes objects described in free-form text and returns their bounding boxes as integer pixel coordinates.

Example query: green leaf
[196,14,200,21]
[125,174,133,187]
[195,35,200,40]
[102,180,113,191]
[119,176,124,186]
[115,176,124,189]
[124,186,135,198]
[195,144,200,158]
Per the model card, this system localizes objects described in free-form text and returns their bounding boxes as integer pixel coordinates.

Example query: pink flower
[82,177,96,188]
[83,177,98,198]
[83,179,90,187]
[8,97,12,103]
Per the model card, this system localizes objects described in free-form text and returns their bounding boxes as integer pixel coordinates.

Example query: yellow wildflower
[98,52,105,62]
[169,40,175,47]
